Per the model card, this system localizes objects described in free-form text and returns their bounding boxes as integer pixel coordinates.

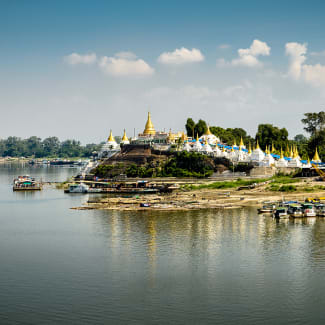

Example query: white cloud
[231,40,271,67]
[64,52,97,65]
[285,42,325,87]
[99,54,154,77]
[303,64,325,87]
[158,47,204,65]
[285,42,307,80]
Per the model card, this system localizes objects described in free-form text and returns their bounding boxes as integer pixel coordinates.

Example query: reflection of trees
[91,206,325,281]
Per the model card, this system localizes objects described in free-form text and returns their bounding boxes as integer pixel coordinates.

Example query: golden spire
[181,132,187,142]
[265,146,269,154]
[122,129,128,142]
[233,139,237,147]
[286,143,290,156]
[256,139,260,150]
[206,125,212,135]
[239,136,244,147]
[143,112,156,135]
[196,133,199,142]
[222,146,225,152]
[307,157,310,164]
[231,146,234,152]
[289,146,293,158]
[248,143,252,154]
[108,130,115,142]
[271,142,275,153]
[313,147,321,161]
[280,147,284,159]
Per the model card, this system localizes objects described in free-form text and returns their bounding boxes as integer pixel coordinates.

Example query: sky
[1,0,325,143]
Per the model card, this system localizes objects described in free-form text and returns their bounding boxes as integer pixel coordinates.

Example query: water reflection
[2,163,325,324]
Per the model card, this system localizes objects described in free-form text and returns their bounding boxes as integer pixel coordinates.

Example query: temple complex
[99,112,322,168]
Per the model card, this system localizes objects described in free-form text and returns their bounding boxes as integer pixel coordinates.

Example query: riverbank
[73,178,325,211]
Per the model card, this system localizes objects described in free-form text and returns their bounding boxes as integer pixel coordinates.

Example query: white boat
[302,203,316,217]
[65,183,89,193]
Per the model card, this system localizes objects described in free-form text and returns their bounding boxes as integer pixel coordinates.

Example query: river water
[0,163,325,324]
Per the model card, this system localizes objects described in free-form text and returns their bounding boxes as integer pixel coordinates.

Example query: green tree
[255,124,289,151]
[194,119,207,137]
[185,118,196,137]
[301,111,325,136]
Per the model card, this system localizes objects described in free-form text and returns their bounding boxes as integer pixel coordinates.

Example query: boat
[140,203,151,208]
[273,207,288,219]
[315,204,325,217]
[287,204,303,218]
[258,203,276,214]
[301,203,316,217]
[64,183,89,193]
[13,175,42,191]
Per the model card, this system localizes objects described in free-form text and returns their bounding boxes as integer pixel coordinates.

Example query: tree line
[0,136,102,158]
[185,111,324,160]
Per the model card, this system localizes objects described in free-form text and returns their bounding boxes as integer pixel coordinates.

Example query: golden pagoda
[143,112,156,136]
[271,142,275,153]
[239,136,244,147]
[313,147,321,162]
[280,147,284,159]
[181,132,187,142]
[233,139,237,147]
[248,143,252,154]
[256,139,260,150]
[121,129,129,144]
[107,130,115,142]
[206,125,212,135]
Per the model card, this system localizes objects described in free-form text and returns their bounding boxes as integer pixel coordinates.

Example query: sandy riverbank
[73,179,325,211]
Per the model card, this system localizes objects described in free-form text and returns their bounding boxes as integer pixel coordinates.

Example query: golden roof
[122,129,128,142]
[313,147,321,161]
[108,130,115,142]
[256,140,260,150]
[143,112,156,135]
[206,125,212,135]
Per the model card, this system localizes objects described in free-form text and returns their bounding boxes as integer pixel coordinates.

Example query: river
[0,163,325,324]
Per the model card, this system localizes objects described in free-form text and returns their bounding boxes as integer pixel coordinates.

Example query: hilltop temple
[99,112,322,168]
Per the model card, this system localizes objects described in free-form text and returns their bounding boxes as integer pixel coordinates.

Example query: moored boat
[288,204,303,218]
[65,183,89,193]
[13,175,42,191]
[301,203,316,217]
[273,207,288,219]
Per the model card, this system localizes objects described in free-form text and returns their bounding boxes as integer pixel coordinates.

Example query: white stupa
[262,147,275,167]
[199,126,220,145]
[120,129,130,145]
[202,140,213,154]
[214,145,222,157]
[183,141,192,152]
[251,141,265,164]
[192,135,203,152]
[276,149,288,167]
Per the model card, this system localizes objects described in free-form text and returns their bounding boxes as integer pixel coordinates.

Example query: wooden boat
[258,204,276,214]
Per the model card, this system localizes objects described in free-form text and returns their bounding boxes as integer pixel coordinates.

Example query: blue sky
[1,0,325,143]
